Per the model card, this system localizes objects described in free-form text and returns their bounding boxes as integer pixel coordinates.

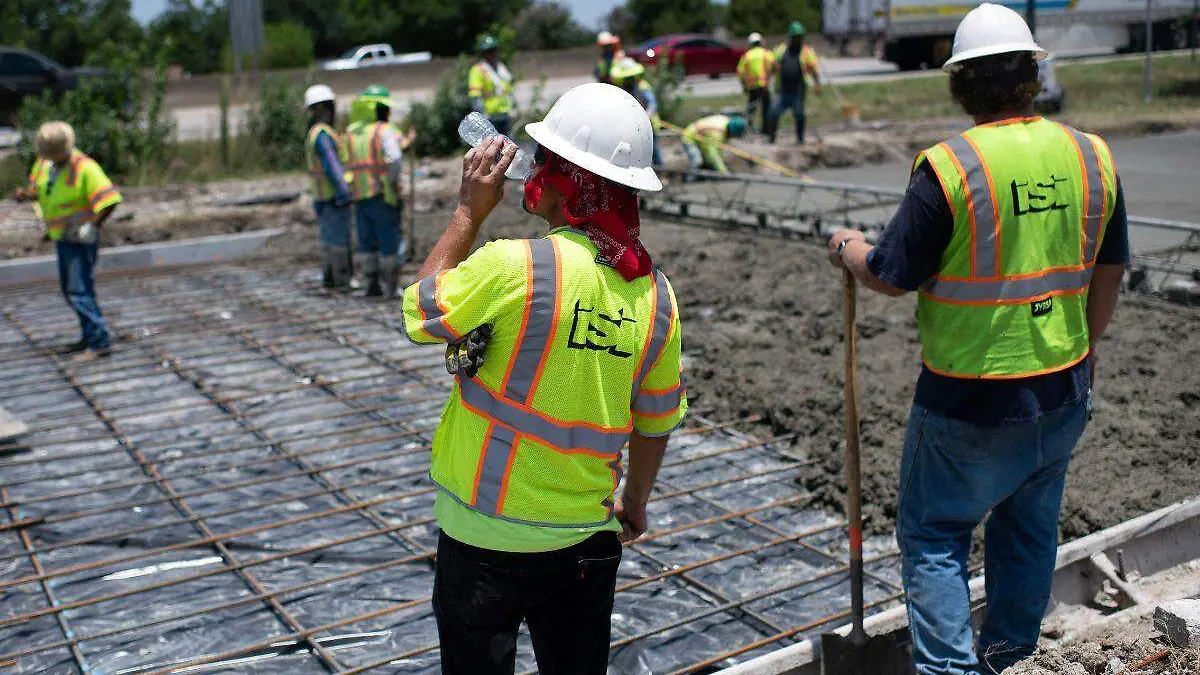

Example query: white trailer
[823,0,1198,69]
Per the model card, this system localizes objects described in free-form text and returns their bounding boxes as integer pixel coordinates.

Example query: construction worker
[609,57,663,166]
[304,85,354,290]
[682,114,747,174]
[344,85,405,298]
[594,31,624,84]
[827,5,1127,674]
[468,35,515,136]
[10,122,122,361]
[402,83,684,674]
[767,22,822,145]
[736,32,776,133]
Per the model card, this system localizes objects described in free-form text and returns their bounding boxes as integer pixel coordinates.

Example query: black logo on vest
[567,300,636,358]
[1031,297,1053,317]
[1011,175,1070,216]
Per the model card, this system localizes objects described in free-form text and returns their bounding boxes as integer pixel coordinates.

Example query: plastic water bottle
[457,112,534,180]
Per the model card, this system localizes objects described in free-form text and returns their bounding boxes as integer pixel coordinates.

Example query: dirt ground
[1008,636,1199,675]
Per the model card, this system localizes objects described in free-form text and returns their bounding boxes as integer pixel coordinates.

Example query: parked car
[318,44,433,71]
[628,34,746,78]
[1035,56,1065,114]
[0,47,104,123]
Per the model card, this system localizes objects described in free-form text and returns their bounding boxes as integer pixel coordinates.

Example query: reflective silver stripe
[944,135,999,278]
[473,424,518,515]
[633,383,684,416]
[1061,125,1106,264]
[632,270,675,398]
[504,239,558,404]
[459,378,627,456]
[431,478,615,529]
[416,274,456,340]
[923,266,1094,303]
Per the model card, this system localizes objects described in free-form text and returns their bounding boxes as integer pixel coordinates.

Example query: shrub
[244,75,307,170]
[512,3,594,51]
[407,57,474,157]
[645,55,691,124]
[221,21,315,72]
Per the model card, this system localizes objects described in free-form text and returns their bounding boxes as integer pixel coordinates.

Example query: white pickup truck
[318,44,433,71]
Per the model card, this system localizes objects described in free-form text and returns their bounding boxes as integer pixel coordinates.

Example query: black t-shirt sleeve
[866,162,955,291]
[1096,176,1130,265]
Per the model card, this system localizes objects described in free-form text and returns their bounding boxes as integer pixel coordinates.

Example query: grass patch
[677,54,1200,132]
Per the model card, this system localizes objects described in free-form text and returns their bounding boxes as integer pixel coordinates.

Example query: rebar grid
[1,261,900,674]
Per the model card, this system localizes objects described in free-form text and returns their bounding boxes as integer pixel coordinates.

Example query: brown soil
[1006,634,1200,675]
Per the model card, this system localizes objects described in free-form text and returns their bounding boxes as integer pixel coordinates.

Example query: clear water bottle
[457,112,534,180]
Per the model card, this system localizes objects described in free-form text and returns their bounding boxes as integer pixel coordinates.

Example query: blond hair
[35,121,75,158]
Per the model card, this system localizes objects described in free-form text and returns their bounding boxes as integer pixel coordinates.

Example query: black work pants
[745,86,772,133]
[433,531,622,675]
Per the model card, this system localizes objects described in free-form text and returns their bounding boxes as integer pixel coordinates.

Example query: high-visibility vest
[683,114,729,146]
[345,121,398,206]
[737,46,775,89]
[28,151,122,241]
[305,122,342,202]
[595,50,626,83]
[402,230,686,528]
[468,60,513,115]
[916,117,1118,379]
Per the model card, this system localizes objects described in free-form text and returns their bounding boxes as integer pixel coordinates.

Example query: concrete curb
[0,228,285,286]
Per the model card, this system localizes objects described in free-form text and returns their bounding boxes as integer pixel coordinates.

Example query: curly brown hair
[948,52,1041,118]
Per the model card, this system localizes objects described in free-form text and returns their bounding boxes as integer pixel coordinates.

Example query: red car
[628,34,747,77]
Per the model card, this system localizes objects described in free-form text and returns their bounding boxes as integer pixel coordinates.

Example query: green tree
[625,0,714,42]
[511,2,593,51]
[147,0,227,75]
[2,0,144,68]
[335,0,530,57]
[726,0,822,39]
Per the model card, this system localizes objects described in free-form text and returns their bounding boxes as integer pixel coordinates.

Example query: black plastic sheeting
[0,263,902,675]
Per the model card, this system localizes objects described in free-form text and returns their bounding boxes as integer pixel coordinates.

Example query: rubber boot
[379,255,399,299]
[321,249,334,289]
[361,253,381,297]
[328,246,352,291]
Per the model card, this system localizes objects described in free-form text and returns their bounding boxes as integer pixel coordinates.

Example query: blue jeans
[354,196,401,256]
[314,200,352,248]
[56,241,110,349]
[768,90,807,144]
[898,400,1089,675]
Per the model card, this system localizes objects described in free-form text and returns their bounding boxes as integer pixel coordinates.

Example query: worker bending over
[736,32,776,133]
[468,35,515,136]
[345,85,405,298]
[12,122,122,361]
[403,83,685,675]
[304,85,354,290]
[682,114,747,174]
[768,22,821,145]
[610,57,663,166]
[827,5,1127,673]
[594,31,624,84]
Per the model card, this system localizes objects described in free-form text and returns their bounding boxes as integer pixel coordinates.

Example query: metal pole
[1145,0,1154,103]
[1026,0,1037,38]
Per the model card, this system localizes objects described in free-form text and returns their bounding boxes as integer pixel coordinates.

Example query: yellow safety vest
[468,60,513,115]
[684,114,729,146]
[737,46,775,89]
[28,152,122,241]
[345,121,398,206]
[402,229,687,528]
[916,117,1117,378]
[305,122,342,202]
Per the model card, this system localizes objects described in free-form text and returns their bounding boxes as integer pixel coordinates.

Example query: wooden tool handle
[842,268,866,637]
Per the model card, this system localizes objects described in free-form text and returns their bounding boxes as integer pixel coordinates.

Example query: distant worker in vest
[767,21,822,144]
[304,85,355,290]
[345,85,405,298]
[827,5,1127,674]
[594,30,624,84]
[402,83,684,674]
[736,32,776,133]
[610,57,663,166]
[468,35,515,136]
[11,122,122,361]
[681,114,747,174]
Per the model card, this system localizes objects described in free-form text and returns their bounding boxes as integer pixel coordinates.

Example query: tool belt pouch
[445,324,492,378]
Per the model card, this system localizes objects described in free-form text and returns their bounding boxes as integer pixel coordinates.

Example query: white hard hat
[596,30,619,46]
[943,3,1046,71]
[748,32,763,44]
[304,84,335,108]
[525,83,662,192]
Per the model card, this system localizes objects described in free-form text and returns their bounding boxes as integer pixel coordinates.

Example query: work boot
[57,339,88,355]
[71,346,112,363]
[321,247,334,289]
[327,246,352,291]
[361,253,381,297]
[379,255,399,299]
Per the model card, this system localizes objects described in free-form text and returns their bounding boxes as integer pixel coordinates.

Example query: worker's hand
[615,494,648,544]
[814,85,823,95]
[827,229,866,269]
[458,136,515,226]
[11,187,31,202]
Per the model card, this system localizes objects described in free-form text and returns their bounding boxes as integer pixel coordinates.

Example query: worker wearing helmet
[682,114,747,174]
[594,31,625,84]
[468,35,515,136]
[344,85,405,298]
[304,85,354,291]
[402,83,684,674]
[767,21,822,144]
[610,57,663,166]
[827,5,1128,674]
[736,32,776,133]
